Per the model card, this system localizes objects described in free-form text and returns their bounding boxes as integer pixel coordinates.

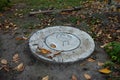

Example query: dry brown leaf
[72,74,77,80]
[47,56,53,59]
[42,75,49,80]
[5,26,9,29]
[76,20,80,25]
[100,43,108,48]
[50,44,56,48]
[107,34,112,39]
[116,30,120,33]
[98,62,104,66]
[60,12,70,15]
[97,30,102,37]
[0,65,10,72]
[87,58,95,62]
[84,73,91,80]
[53,51,62,57]
[38,48,51,54]
[22,36,28,40]
[99,68,111,74]
[15,37,23,40]
[2,65,9,72]
[3,66,9,72]
[15,36,27,40]
[15,63,24,71]
[13,54,19,63]
[80,15,86,19]
[1,59,8,65]
[0,13,3,16]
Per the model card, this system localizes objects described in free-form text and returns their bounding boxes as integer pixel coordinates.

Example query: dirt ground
[0,31,108,80]
[0,1,120,80]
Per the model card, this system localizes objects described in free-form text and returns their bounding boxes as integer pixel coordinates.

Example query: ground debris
[84,73,91,80]
[72,74,77,80]
[37,47,51,54]
[0,65,10,72]
[0,20,18,31]
[14,63,24,72]
[15,36,28,41]
[42,75,49,80]
[12,53,20,63]
[1,59,8,65]
[99,68,111,74]
[98,62,104,66]
[87,58,95,62]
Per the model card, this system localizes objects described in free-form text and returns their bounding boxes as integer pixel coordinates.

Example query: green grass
[9,0,86,29]
[11,0,85,15]
[11,0,85,14]
[105,42,120,64]
[0,0,11,11]
[12,0,84,10]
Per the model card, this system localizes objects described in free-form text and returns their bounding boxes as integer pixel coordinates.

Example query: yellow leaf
[72,74,77,80]
[38,48,51,54]
[99,68,111,74]
[42,75,49,80]
[84,73,91,80]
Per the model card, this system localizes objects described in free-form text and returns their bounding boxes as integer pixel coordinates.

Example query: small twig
[29,7,82,15]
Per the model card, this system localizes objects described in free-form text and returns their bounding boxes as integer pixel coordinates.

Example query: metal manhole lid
[29,26,95,63]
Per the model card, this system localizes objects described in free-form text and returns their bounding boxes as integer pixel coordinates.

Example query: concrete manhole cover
[29,26,95,63]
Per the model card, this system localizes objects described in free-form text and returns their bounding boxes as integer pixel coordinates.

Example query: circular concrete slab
[29,26,95,63]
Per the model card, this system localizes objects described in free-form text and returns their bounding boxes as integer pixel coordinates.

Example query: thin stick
[29,7,81,15]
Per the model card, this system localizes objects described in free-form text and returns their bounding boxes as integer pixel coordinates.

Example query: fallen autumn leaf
[84,73,91,80]
[87,58,95,62]
[98,62,104,66]
[42,75,49,80]
[15,63,24,71]
[72,74,77,80]
[37,47,51,54]
[99,68,111,74]
[13,54,19,63]
[1,59,8,65]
